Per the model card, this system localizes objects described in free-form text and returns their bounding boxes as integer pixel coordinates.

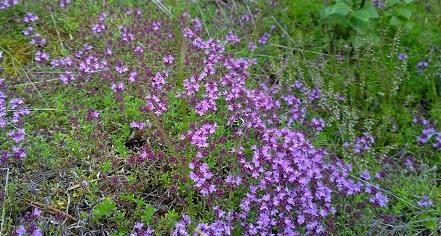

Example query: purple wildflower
[92,23,106,33]
[172,215,191,236]
[370,192,388,207]
[248,42,256,51]
[417,127,436,144]
[308,87,321,101]
[163,55,174,65]
[225,32,240,43]
[373,0,385,9]
[416,60,429,74]
[152,21,161,31]
[86,109,100,121]
[32,229,43,236]
[183,77,200,95]
[145,94,167,116]
[34,51,50,62]
[183,122,217,148]
[225,175,242,188]
[258,32,270,45]
[336,53,345,61]
[192,18,202,31]
[111,82,125,94]
[152,71,168,89]
[354,133,375,154]
[23,12,38,23]
[59,72,75,84]
[311,117,325,132]
[22,26,33,36]
[0,0,20,9]
[32,208,42,217]
[9,98,24,109]
[59,0,71,8]
[241,14,252,21]
[12,146,27,159]
[115,63,129,74]
[417,196,433,207]
[8,128,25,143]
[16,225,26,236]
[30,33,47,46]
[134,222,144,230]
[130,121,146,130]
[433,133,441,150]
[128,71,138,83]
[361,171,371,181]
[398,53,408,61]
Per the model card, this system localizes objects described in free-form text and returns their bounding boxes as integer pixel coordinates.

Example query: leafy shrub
[320,0,416,41]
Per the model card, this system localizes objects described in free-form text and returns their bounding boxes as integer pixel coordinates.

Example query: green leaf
[101,159,112,173]
[389,15,402,26]
[403,0,415,3]
[349,18,369,34]
[404,21,414,30]
[398,8,412,19]
[331,2,352,17]
[320,6,333,18]
[142,205,157,224]
[352,4,379,22]
[386,0,401,7]
[93,198,117,221]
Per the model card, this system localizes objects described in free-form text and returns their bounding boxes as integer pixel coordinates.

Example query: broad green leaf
[403,0,415,3]
[349,18,369,34]
[352,4,378,22]
[404,21,414,30]
[389,15,402,26]
[352,10,370,22]
[320,6,333,18]
[331,2,351,17]
[398,8,412,19]
[386,0,401,7]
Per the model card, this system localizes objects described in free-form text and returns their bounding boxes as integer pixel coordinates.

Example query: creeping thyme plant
[0,0,440,235]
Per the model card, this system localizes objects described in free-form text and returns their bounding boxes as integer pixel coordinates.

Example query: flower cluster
[172,211,232,236]
[310,117,325,132]
[130,222,154,236]
[19,12,52,63]
[172,215,191,236]
[59,0,71,8]
[235,128,384,234]
[397,52,408,61]
[225,32,240,43]
[23,12,49,48]
[13,208,43,236]
[373,0,385,9]
[417,196,433,207]
[182,122,217,148]
[353,133,375,154]
[0,78,30,165]
[23,12,38,23]
[189,158,216,196]
[0,0,18,9]
[34,51,49,62]
[416,60,429,74]
[257,32,270,45]
[91,13,107,34]
[414,117,441,150]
